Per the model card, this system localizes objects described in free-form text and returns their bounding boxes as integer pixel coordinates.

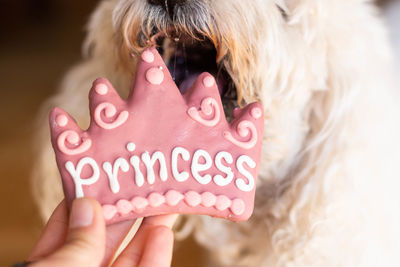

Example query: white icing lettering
[141,151,168,184]
[65,157,100,198]
[171,147,190,182]
[191,149,212,185]
[63,148,258,195]
[130,155,145,187]
[102,158,130,193]
[213,151,234,186]
[235,155,256,192]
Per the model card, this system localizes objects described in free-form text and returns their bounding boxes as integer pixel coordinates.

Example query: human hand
[26,198,177,267]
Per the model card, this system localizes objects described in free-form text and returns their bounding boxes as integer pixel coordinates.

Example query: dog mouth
[149,30,238,121]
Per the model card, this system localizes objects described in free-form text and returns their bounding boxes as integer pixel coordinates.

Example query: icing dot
[141,50,154,63]
[95,83,108,95]
[126,142,136,152]
[251,107,262,119]
[103,205,117,220]
[203,76,215,87]
[146,67,164,85]
[131,197,148,212]
[148,193,165,207]
[230,199,245,215]
[56,115,68,127]
[185,191,202,207]
[165,190,184,206]
[201,192,217,207]
[116,199,133,215]
[215,195,232,211]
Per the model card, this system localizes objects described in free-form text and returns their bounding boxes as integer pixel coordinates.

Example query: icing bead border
[102,190,245,220]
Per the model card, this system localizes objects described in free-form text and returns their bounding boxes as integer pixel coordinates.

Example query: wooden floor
[0,2,203,266]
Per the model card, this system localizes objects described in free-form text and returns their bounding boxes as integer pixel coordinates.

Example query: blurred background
[0,0,398,266]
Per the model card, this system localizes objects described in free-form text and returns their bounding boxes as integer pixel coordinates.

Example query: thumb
[32,198,106,267]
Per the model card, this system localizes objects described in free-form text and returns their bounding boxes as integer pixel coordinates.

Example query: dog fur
[33,0,400,266]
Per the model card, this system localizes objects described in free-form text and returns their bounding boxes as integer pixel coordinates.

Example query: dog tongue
[178,73,198,94]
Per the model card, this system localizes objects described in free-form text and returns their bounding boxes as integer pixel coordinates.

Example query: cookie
[49,48,264,224]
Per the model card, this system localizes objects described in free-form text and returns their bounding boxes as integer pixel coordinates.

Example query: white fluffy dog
[33,0,400,266]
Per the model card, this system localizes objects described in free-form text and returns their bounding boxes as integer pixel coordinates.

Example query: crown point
[56,114,68,127]
[146,67,164,85]
[203,75,215,87]
[95,83,108,95]
[141,50,154,63]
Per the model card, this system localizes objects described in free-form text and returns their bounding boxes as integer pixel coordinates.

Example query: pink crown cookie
[49,48,264,224]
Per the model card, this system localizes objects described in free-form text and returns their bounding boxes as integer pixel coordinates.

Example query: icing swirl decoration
[94,102,129,130]
[57,130,92,155]
[223,120,258,149]
[188,97,221,127]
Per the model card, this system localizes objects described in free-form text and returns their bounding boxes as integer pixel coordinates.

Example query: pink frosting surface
[49,47,264,224]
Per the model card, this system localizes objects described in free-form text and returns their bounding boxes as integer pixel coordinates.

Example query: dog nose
[148,0,186,18]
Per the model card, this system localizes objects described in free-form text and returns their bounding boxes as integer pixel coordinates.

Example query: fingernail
[69,198,94,228]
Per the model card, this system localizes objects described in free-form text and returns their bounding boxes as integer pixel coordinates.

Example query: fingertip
[149,225,174,245]
[138,226,174,267]
[142,214,179,229]
[51,198,106,266]
[28,199,107,266]
[69,198,105,228]
[66,198,106,250]
[69,198,94,228]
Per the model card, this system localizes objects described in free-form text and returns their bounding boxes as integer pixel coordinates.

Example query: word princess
[49,48,264,223]
[66,143,257,198]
